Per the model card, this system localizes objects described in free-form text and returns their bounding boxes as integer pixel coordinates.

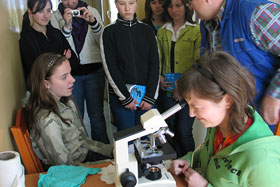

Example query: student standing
[100,0,160,131]
[141,0,166,35]
[51,0,109,143]
[19,0,78,88]
[157,0,201,157]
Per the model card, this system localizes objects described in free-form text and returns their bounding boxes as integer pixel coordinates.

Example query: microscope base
[137,166,176,187]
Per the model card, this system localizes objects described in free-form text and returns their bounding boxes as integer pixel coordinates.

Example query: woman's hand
[139,101,152,111]
[63,49,71,59]
[124,100,137,111]
[261,95,280,125]
[63,8,73,30]
[170,159,190,175]
[172,86,181,101]
[184,167,208,187]
[160,75,172,90]
[78,7,96,23]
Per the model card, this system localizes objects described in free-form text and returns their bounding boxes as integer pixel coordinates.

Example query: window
[108,0,118,22]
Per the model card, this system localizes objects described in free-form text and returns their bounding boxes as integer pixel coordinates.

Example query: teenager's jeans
[109,93,152,131]
[72,68,109,144]
[157,90,195,158]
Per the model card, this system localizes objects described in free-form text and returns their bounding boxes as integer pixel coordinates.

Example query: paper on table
[100,164,115,184]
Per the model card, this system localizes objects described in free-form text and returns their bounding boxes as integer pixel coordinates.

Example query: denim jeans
[157,90,195,158]
[109,93,152,131]
[72,68,109,144]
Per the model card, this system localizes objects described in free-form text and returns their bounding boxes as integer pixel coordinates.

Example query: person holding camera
[51,0,110,144]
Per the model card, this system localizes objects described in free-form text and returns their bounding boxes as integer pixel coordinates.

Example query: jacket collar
[117,13,138,27]
[161,20,197,30]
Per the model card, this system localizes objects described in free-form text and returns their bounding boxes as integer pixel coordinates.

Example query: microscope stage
[134,139,177,164]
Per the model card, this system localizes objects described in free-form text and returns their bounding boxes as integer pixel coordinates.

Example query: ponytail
[21,0,51,34]
[21,11,31,34]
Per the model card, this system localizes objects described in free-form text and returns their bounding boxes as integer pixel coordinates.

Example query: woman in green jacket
[171,51,280,187]
[157,0,201,157]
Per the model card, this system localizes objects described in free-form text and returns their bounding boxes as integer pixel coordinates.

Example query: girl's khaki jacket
[30,99,112,165]
[157,22,201,75]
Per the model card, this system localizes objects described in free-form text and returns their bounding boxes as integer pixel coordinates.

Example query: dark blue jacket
[200,0,279,108]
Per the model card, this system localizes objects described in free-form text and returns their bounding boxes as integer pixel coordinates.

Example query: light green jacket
[157,22,201,75]
[182,110,280,187]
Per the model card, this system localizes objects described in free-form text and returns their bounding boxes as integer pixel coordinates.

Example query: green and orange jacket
[182,110,280,187]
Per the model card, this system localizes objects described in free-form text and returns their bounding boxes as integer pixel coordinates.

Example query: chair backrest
[10,107,44,174]
[274,120,280,136]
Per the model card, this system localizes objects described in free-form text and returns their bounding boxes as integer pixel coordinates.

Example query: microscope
[113,101,186,187]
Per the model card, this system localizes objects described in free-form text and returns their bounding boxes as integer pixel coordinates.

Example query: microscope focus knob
[120,169,137,187]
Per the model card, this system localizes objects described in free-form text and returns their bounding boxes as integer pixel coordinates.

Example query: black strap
[170,41,176,73]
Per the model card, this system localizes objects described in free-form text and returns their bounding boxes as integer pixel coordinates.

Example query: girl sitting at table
[24,53,113,166]
[170,51,280,187]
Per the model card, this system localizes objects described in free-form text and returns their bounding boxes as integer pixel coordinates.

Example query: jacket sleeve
[69,99,113,158]
[157,29,165,76]
[36,115,82,165]
[56,29,80,71]
[194,25,201,61]
[87,6,104,45]
[19,34,40,82]
[246,158,280,187]
[266,68,280,99]
[85,139,113,158]
[142,28,160,105]
[100,27,133,106]
[50,10,77,57]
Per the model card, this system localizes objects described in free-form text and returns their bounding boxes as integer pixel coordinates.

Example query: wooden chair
[10,108,44,174]
[274,120,280,136]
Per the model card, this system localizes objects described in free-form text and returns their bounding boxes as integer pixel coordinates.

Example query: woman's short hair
[163,0,195,24]
[177,51,256,135]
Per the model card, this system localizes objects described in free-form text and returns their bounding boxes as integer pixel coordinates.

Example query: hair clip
[46,56,61,74]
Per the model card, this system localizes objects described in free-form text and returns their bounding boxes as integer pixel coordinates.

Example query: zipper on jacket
[203,158,211,178]
[128,24,137,83]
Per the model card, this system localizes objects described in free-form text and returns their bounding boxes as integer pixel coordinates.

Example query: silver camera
[71,9,80,17]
